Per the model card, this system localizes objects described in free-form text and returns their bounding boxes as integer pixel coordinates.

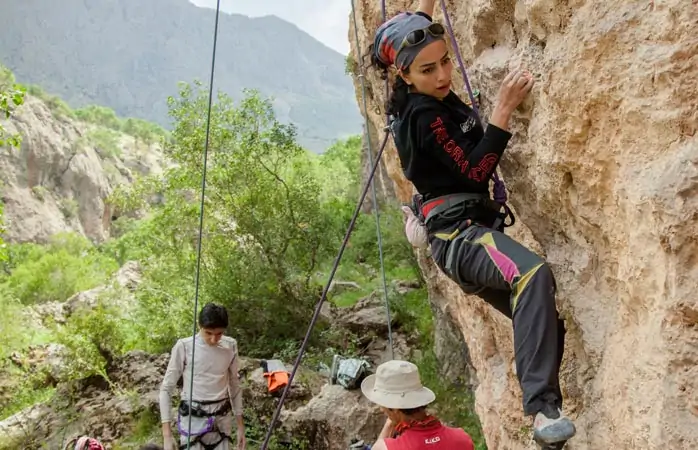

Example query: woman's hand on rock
[496,69,534,113]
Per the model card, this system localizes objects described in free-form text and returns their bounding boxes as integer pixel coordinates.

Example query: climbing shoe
[532,404,576,445]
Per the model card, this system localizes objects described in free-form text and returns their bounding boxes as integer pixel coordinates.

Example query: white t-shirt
[158,334,243,423]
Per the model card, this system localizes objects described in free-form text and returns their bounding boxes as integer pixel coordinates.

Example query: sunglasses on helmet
[398,22,446,53]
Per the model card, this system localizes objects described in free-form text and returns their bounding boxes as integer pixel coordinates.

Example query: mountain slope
[0,0,361,153]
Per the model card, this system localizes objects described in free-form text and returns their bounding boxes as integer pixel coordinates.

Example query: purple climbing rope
[381,0,390,127]
[438,0,509,205]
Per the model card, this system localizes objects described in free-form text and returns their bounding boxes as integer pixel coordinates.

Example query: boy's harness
[177,398,233,450]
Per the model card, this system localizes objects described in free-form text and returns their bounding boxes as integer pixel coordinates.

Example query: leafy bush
[87,127,122,158]
[51,292,131,380]
[0,286,28,361]
[1,233,119,304]
[0,65,26,148]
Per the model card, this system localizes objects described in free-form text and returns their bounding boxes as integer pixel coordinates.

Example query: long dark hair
[365,43,410,117]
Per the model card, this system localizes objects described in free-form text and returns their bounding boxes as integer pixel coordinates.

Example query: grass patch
[111,409,162,449]
[0,383,55,421]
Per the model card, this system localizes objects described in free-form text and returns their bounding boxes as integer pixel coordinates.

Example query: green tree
[0,66,25,263]
[74,104,121,129]
[109,82,343,355]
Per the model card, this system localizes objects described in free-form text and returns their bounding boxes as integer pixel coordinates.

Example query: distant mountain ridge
[0,0,361,153]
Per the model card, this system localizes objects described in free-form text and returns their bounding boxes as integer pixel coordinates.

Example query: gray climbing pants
[429,223,565,416]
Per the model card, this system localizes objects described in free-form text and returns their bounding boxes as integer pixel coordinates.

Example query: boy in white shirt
[159,303,246,450]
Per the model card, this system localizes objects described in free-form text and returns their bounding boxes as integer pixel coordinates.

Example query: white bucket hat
[361,360,436,409]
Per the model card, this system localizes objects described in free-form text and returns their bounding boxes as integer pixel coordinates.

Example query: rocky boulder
[0,351,169,448]
[280,384,384,450]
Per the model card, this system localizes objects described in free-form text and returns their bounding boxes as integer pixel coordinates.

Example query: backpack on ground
[330,355,371,390]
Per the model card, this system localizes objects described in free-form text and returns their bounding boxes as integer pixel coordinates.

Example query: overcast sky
[189,0,352,55]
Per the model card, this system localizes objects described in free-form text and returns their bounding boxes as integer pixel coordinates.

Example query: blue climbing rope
[258,3,398,448]
[350,0,394,360]
[185,0,222,448]
[259,131,393,450]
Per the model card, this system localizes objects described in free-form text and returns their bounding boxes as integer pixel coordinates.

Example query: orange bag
[260,359,290,394]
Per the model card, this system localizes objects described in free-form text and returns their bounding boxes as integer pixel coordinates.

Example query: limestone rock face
[0,95,165,244]
[348,1,698,449]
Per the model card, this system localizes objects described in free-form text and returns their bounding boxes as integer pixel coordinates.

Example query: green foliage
[74,104,121,129]
[108,82,352,355]
[86,127,122,158]
[344,206,420,273]
[75,105,168,146]
[0,66,24,263]
[0,65,26,148]
[316,135,362,202]
[1,233,119,304]
[345,54,358,76]
[0,368,55,421]
[19,81,167,147]
[58,197,79,219]
[51,294,130,380]
[0,286,28,361]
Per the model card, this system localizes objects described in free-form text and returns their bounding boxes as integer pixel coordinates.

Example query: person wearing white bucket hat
[360,360,474,449]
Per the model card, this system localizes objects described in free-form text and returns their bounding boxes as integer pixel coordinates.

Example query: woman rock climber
[367,0,576,446]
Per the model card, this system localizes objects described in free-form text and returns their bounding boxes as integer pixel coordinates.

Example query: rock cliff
[0,95,165,244]
[348,1,698,449]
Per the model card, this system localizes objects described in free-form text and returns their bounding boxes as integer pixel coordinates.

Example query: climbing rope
[380,0,390,126]
[438,0,510,206]
[259,3,399,447]
[185,0,222,448]
[350,0,394,359]
[259,130,393,450]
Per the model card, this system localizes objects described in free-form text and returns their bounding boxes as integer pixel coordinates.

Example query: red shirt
[385,420,474,450]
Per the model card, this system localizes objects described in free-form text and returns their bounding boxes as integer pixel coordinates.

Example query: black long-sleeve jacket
[393,90,512,202]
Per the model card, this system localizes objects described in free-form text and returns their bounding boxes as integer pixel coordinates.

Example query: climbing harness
[184,0,222,448]
[417,191,512,233]
[177,398,233,450]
